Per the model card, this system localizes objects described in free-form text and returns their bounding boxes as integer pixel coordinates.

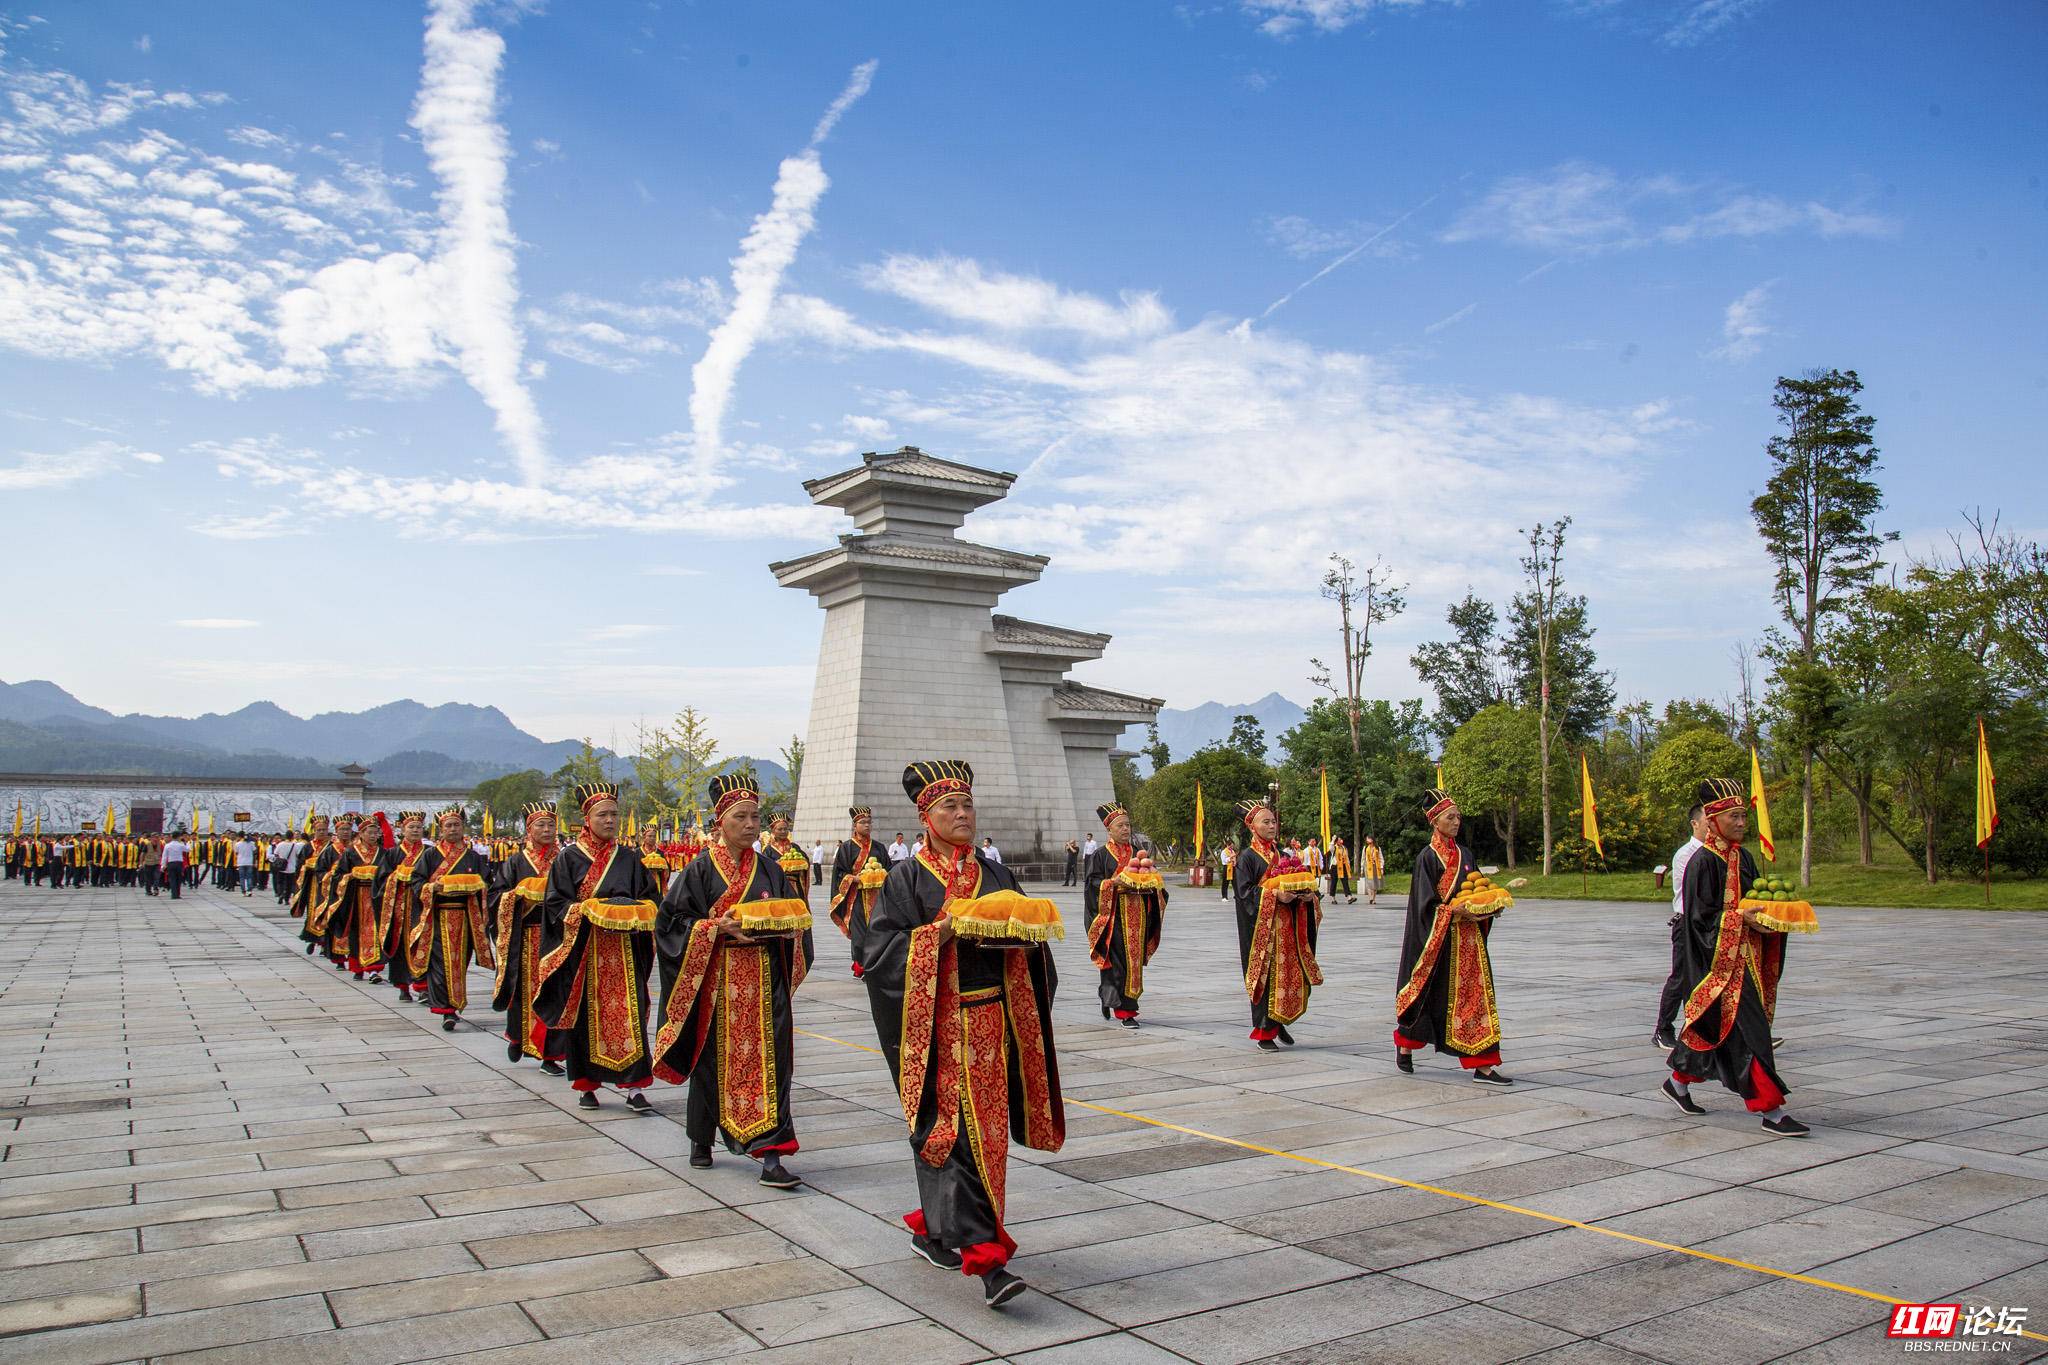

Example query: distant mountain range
[1120,691,1308,773]
[0,679,787,792]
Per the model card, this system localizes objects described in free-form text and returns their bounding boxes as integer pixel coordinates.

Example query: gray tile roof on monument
[1052,682,1165,715]
[991,615,1111,650]
[802,446,1016,502]
[855,535,1047,570]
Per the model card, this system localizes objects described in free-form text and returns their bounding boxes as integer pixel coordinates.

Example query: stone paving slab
[2,880,2046,1363]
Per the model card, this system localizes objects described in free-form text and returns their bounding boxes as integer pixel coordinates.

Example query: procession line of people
[7,763,1806,1308]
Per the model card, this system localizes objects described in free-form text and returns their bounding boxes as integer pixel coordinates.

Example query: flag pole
[1982,715,1992,906]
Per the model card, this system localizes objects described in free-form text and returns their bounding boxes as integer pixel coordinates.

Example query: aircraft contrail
[1258,187,1444,323]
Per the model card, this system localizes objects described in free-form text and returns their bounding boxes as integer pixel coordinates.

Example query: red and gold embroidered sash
[830,835,874,936]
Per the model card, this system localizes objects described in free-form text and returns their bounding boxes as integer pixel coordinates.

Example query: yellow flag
[483,808,495,838]
[1192,783,1205,863]
[1318,767,1332,850]
[105,800,116,833]
[11,800,19,836]
[1750,745,1776,862]
[626,807,638,839]
[124,808,132,836]
[1435,762,1446,789]
[303,802,315,834]
[33,812,40,837]
[1977,719,1999,849]
[1579,753,1603,859]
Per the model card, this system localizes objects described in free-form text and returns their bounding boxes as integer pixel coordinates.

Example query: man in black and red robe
[1234,797,1320,1051]
[494,801,564,1074]
[1663,777,1807,1137]
[653,770,808,1188]
[828,805,878,975]
[857,759,1064,1310]
[1395,789,1509,1085]
[534,783,662,1109]
[1083,801,1164,1028]
[407,807,496,1032]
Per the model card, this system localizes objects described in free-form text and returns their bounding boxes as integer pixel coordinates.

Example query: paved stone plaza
[2,881,2045,1364]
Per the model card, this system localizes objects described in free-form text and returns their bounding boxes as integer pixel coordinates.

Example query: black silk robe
[1666,843,1788,1110]
[293,837,341,951]
[534,838,661,1089]
[1232,840,1320,1030]
[652,847,809,1154]
[856,851,1064,1271]
[375,841,427,995]
[828,835,878,971]
[407,841,495,1016]
[1394,835,1502,1063]
[491,844,558,1059]
[1083,844,1165,1017]
[313,843,386,973]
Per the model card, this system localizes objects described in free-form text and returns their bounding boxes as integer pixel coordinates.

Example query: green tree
[1228,714,1267,760]
[551,739,607,788]
[1140,722,1170,774]
[1852,567,2020,882]
[1278,697,1435,871]
[1441,704,1541,869]
[471,769,546,821]
[771,735,805,812]
[1310,552,1407,856]
[1132,744,1273,863]
[1642,727,1745,847]
[1509,518,1612,874]
[1410,591,1506,741]
[629,708,721,828]
[1752,367,1894,887]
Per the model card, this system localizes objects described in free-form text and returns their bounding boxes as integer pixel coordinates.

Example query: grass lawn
[1169,849,2048,911]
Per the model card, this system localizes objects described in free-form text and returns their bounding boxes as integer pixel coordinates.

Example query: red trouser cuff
[960,1241,1009,1276]
[1113,1009,1136,1020]
[1459,1050,1501,1070]
[753,1140,798,1156]
[1744,1059,1785,1113]
[1394,1030,1426,1050]
[902,1210,928,1237]
[571,1078,599,1092]
[1250,1027,1277,1041]
[1673,1070,1705,1085]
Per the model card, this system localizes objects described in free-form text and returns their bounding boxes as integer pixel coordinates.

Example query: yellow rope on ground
[793,1025,2048,1343]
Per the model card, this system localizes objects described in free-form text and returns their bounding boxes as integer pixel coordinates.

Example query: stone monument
[772,448,1162,866]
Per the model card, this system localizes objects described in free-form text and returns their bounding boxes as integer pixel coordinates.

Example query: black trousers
[166,865,184,897]
[1655,914,1686,1036]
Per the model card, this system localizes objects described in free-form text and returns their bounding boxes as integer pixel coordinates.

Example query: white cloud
[1240,0,1455,39]
[585,624,665,642]
[410,0,547,482]
[1444,161,1896,253]
[689,60,877,471]
[857,255,1172,341]
[175,618,261,630]
[1708,281,1774,361]
[0,439,147,490]
[1262,213,1412,261]
[1663,0,1768,47]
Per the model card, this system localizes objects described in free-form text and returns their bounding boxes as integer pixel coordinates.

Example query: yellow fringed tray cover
[349,865,376,882]
[578,897,658,932]
[1738,897,1819,933]
[858,858,888,889]
[433,873,487,896]
[778,848,810,871]
[946,890,1064,942]
[731,897,813,932]
[1116,869,1165,891]
[1262,869,1318,895]
[512,875,547,902]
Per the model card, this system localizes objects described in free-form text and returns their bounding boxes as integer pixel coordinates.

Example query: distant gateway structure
[772,448,1162,864]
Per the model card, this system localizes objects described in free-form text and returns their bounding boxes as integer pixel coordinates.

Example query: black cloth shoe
[1653,1029,1677,1050]
[1396,1049,1414,1074]
[689,1142,713,1168]
[982,1268,1027,1309]
[910,1233,961,1270]
[440,1016,458,1032]
[1101,1005,1111,1020]
[539,1060,564,1076]
[1761,1114,1811,1138]
[1256,1038,1280,1052]
[758,1159,801,1189]
[1471,1068,1513,1087]
[507,1040,522,1062]
[577,1092,600,1110]
[305,942,316,954]
[625,1092,652,1113]
[1275,1025,1295,1046]
[1120,1016,1139,1029]
[366,974,382,985]
[1662,1078,1706,1116]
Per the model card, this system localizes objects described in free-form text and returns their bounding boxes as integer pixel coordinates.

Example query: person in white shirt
[160,837,188,900]
[233,836,258,895]
[1653,802,1708,1049]
[887,834,910,863]
[269,838,293,903]
[809,838,827,882]
[981,837,1002,865]
[1082,834,1099,860]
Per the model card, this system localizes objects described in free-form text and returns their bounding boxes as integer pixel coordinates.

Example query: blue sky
[2,0,2042,757]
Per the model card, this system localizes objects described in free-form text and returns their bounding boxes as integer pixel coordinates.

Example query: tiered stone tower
[771,448,1161,865]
